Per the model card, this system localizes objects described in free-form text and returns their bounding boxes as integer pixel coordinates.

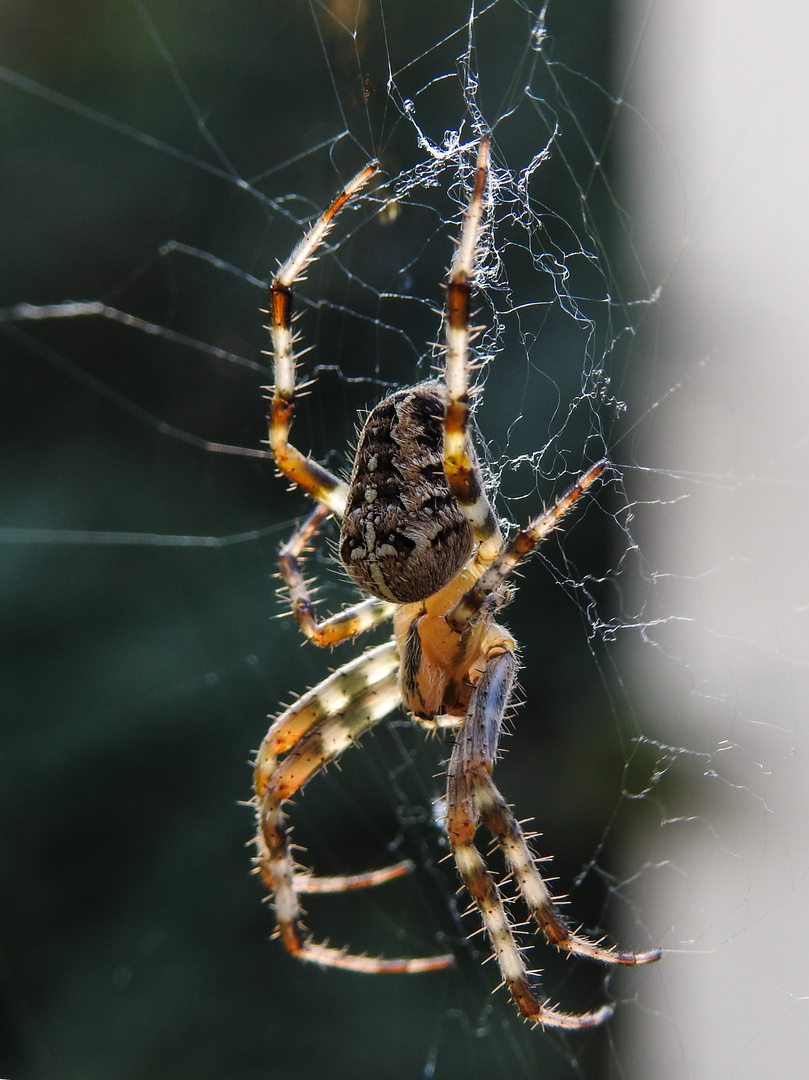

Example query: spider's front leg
[267,164,377,515]
[441,136,503,564]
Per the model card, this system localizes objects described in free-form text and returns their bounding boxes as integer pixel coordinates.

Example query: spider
[253,137,660,1029]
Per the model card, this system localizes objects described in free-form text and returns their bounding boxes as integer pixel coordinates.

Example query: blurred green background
[0,2,659,1078]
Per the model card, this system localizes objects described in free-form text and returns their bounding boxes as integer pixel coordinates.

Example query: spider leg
[254,640,453,973]
[442,136,503,562]
[448,642,624,1028]
[464,664,661,966]
[280,503,396,646]
[449,460,608,632]
[267,163,378,515]
[255,642,400,803]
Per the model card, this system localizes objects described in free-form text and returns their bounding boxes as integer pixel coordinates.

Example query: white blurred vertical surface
[619,2,809,1077]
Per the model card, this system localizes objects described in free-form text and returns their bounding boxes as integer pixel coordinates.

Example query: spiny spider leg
[447,645,615,1028]
[254,641,454,973]
[280,504,396,646]
[255,642,400,787]
[478,772,662,966]
[449,459,608,632]
[442,136,503,562]
[295,862,415,895]
[267,162,378,514]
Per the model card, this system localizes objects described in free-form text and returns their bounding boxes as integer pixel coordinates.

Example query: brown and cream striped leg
[475,766,662,964]
[279,503,396,646]
[267,163,378,515]
[447,644,616,1028]
[254,641,453,973]
[448,460,608,632]
[442,136,503,562]
[461,649,662,967]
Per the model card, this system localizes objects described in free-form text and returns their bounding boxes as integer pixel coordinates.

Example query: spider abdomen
[339,381,475,603]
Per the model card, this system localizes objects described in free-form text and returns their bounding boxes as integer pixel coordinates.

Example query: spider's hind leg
[254,641,453,974]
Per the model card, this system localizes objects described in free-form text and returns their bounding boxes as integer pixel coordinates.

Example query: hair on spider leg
[513,826,552,850]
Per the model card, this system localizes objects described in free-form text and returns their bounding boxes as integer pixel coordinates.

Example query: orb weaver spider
[253,137,661,1029]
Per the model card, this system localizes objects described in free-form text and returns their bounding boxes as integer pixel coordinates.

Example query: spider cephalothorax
[253,137,660,1029]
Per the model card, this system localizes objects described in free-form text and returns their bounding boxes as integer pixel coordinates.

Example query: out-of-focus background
[620,1,809,1076]
[2,2,808,1079]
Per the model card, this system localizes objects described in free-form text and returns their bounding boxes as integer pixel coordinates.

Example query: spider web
[2,2,808,1079]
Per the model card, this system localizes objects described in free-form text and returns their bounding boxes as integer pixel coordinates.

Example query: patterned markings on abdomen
[339,381,475,603]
